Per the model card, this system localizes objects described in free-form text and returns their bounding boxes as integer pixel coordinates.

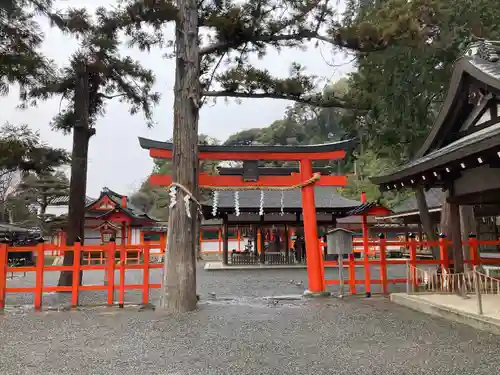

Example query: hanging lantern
[234,191,240,216]
[280,190,285,216]
[212,191,219,217]
[259,190,265,216]
[169,186,177,208]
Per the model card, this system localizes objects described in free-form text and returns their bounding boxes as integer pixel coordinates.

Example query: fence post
[71,239,81,307]
[469,234,479,268]
[34,237,45,311]
[0,242,8,310]
[473,266,483,315]
[408,233,417,290]
[439,233,449,273]
[379,233,388,294]
[107,238,116,306]
[142,243,150,305]
[406,259,412,293]
[348,253,356,295]
[119,241,126,308]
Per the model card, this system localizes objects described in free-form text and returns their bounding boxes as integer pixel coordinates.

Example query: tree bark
[460,205,476,271]
[449,202,464,273]
[58,67,90,287]
[414,187,438,258]
[439,193,451,237]
[160,0,200,312]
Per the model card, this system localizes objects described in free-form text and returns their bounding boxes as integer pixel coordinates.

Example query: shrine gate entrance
[139,137,354,294]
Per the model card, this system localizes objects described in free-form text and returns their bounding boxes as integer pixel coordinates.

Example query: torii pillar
[300,159,326,295]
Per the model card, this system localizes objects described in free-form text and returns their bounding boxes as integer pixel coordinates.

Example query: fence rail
[0,241,164,311]
[2,235,500,310]
[323,235,500,297]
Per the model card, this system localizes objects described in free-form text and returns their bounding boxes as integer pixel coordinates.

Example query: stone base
[303,290,331,298]
[390,293,500,335]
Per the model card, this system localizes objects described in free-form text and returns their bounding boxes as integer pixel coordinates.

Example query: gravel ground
[1,263,499,375]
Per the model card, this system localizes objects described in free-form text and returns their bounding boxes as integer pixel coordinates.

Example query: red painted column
[361,192,371,297]
[300,159,324,293]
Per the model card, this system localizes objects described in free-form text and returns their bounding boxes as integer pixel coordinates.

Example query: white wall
[131,228,141,244]
[200,238,249,253]
[84,228,101,245]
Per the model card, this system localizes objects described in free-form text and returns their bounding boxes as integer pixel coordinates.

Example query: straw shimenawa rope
[200,172,321,191]
[166,173,321,215]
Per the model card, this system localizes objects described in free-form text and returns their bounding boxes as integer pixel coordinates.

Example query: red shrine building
[48,188,166,251]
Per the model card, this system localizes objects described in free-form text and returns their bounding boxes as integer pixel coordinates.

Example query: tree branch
[97,93,128,99]
[199,30,386,56]
[203,90,351,108]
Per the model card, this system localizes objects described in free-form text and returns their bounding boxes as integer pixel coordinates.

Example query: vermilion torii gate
[139,137,355,295]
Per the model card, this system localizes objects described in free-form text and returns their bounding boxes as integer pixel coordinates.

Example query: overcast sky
[3,0,354,198]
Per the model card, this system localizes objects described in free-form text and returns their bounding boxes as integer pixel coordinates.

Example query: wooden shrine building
[371,40,500,271]
[48,188,165,251]
[202,186,388,264]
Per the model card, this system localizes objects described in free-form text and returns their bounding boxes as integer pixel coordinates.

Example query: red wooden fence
[2,235,500,310]
[322,235,500,296]
[0,241,163,310]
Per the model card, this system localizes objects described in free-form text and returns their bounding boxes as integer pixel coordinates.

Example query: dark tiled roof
[371,50,500,186]
[139,137,357,153]
[371,121,500,184]
[97,188,155,221]
[393,188,445,213]
[203,187,361,211]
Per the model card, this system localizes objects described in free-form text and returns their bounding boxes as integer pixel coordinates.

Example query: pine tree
[15,171,69,232]
[28,7,160,286]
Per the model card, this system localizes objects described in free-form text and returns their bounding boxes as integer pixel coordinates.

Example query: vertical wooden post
[348,253,356,295]
[469,234,479,268]
[71,240,81,307]
[217,228,222,253]
[361,192,371,297]
[300,159,324,294]
[408,233,417,289]
[449,202,464,273]
[142,244,150,305]
[160,233,166,255]
[34,239,45,310]
[0,243,8,310]
[119,241,126,308]
[379,233,388,294]
[439,233,449,273]
[237,226,241,251]
[107,238,116,306]
[222,215,229,265]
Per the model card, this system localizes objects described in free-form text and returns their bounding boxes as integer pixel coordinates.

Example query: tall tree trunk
[58,67,90,287]
[414,187,438,258]
[439,193,451,236]
[160,0,200,312]
[460,205,476,271]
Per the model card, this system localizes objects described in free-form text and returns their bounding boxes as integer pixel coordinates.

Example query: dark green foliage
[27,6,160,132]
[106,0,441,108]
[0,0,56,97]
[0,123,69,176]
[15,171,69,231]
[343,0,500,161]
